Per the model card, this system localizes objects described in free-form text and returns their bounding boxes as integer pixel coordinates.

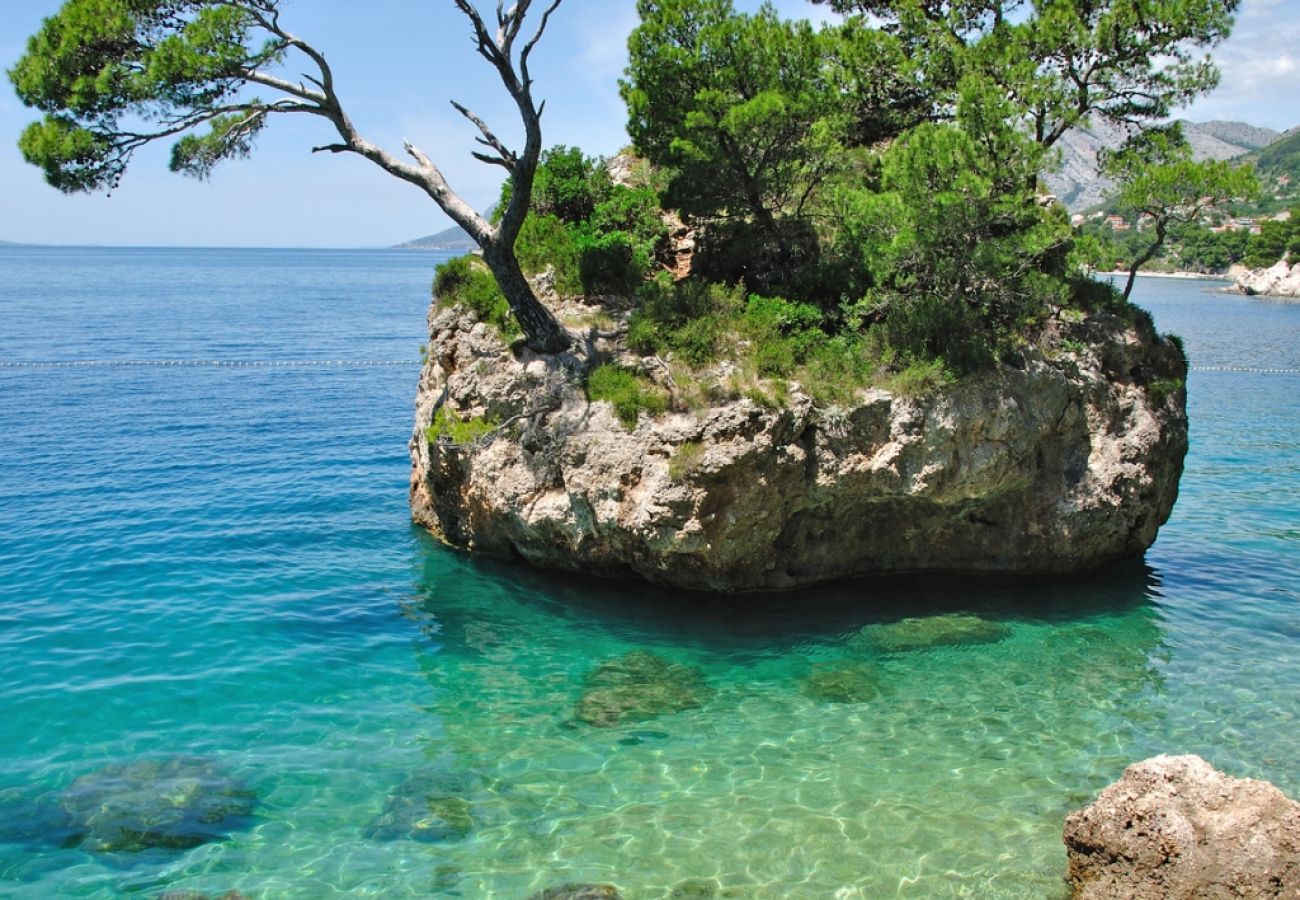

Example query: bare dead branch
[520,0,563,86]
[472,151,513,170]
[450,100,515,170]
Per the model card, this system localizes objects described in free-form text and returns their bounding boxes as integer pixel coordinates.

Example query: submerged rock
[56,756,256,853]
[850,613,1010,653]
[1063,754,1300,898]
[669,879,720,898]
[363,770,478,842]
[528,884,623,900]
[801,660,881,703]
[409,299,1187,592]
[0,787,77,847]
[574,651,710,728]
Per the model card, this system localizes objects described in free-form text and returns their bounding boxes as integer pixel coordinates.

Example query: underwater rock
[801,660,881,703]
[56,756,256,853]
[0,787,76,847]
[1064,754,1300,898]
[527,883,623,900]
[363,770,477,842]
[669,877,726,897]
[849,613,1010,653]
[573,651,711,728]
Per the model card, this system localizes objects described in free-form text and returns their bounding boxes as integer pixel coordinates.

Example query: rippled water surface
[1,249,1297,898]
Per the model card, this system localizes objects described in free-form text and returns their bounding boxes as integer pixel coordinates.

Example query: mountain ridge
[1044,119,1288,211]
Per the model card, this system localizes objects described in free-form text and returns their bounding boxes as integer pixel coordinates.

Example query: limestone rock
[363,770,480,843]
[801,660,881,703]
[409,297,1187,592]
[1236,259,1300,298]
[849,613,1010,653]
[573,650,710,728]
[528,883,623,900]
[1063,754,1300,898]
[56,756,256,853]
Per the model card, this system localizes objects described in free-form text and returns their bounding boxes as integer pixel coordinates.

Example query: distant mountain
[392,222,477,251]
[1240,127,1300,188]
[1043,119,1285,211]
[1190,121,1281,151]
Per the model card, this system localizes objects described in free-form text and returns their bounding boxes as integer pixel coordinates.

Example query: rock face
[1063,755,1300,898]
[1236,260,1300,298]
[409,296,1187,592]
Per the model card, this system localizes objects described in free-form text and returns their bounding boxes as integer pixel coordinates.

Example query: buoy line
[0,360,422,368]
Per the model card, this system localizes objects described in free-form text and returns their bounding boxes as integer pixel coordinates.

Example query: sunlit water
[0,249,1296,898]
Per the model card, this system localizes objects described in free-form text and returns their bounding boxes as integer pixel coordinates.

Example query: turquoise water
[0,249,1296,898]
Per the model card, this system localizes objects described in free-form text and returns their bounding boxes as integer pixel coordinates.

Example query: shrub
[577,229,643,294]
[879,293,991,374]
[532,145,613,223]
[586,364,669,429]
[885,356,954,395]
[514,212,583,295]
[433,255,520,340]
[799,335,882,406]
[627,278,745,361]
[425,406,499,445]
[1146,376,1185,405]
[668,440,705,482]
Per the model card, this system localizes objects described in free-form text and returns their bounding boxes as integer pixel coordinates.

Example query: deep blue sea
[0,247,1296,898]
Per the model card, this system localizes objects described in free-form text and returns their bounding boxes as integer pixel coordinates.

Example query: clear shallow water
[0,251,1296,898]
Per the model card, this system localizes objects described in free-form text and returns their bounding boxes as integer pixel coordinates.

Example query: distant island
[392,223,476,251]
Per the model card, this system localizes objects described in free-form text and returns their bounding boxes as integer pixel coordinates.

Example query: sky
[1,0,1297,248]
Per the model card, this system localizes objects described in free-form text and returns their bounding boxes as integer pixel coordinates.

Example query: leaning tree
[9,0,571,352]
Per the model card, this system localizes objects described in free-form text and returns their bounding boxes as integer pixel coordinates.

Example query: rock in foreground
[1063,754,1300,898]
[410,301,1186,592]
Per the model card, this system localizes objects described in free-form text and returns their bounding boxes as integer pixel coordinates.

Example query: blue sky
[1,0,1297,248]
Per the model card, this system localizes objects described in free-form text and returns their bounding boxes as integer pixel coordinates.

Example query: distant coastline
[1098,270,1232,282]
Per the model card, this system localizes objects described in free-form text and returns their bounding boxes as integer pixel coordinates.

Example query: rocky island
[409,274,1187,592]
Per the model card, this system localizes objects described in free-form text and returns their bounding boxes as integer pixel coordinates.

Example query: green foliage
[530,145,613,223]
[815,0,1235,150]
[1102,127,1259,292]
[433,255,521,340]
[509,149,669,296]
[799,335,883,406]
[586,364,669,428]
[622,0,843,226]
[514,212,584,295]
[1145,377,1185,406]
[668,440,705,481]
[169,110,267,178]
[9,0,277,192]
[627,278,743,361]
[424,407,499,445]
[1242,211,1300,267]
[885,357,954,396]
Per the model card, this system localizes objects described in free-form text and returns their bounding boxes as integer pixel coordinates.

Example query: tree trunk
[1122,220,1167,302]
[481,242,570,353]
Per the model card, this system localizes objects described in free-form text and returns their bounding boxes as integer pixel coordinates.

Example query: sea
[0,246,1296,898]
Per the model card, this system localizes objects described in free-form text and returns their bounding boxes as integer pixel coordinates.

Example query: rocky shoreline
[408,289,1188,592]
[1234,259,1300,299]
[1064,755,1300,898]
